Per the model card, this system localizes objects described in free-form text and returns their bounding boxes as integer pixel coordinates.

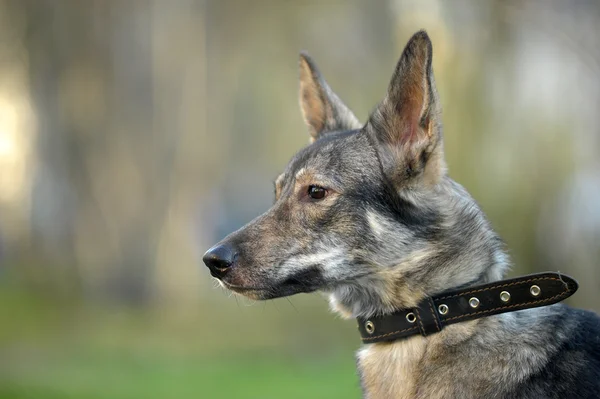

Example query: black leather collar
[357,272,578,344]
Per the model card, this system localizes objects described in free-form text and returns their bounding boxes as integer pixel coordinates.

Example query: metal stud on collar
[438,304,449,315]
[406,312,416,323]
[365,321,375,334]
[530,285,541,297]
[500,291,511,302]
[469,297,480,308]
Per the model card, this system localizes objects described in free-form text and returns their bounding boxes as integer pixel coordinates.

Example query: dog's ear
[367,30,445,186]
[299,52,361,142]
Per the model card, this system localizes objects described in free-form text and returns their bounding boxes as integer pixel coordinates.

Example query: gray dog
[204,30,600,398]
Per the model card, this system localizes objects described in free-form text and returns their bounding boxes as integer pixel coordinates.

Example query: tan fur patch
[358,321,479,399]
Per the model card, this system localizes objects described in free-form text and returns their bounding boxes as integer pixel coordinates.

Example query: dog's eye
[307,185,327,200]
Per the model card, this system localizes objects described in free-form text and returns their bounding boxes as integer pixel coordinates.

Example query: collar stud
[469,297,480,308]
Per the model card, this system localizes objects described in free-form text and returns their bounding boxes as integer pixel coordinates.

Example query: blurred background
[0,0,599,398]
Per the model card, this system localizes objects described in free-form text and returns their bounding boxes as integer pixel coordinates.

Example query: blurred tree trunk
[19,0,169,302]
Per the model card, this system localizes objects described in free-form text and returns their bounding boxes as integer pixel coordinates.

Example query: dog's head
[203,31,503,316]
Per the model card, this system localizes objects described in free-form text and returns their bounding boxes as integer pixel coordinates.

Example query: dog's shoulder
[506,305,600,399]
[543,305,600,359]
[566,306,600,347]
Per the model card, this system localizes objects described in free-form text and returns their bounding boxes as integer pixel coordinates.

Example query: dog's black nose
[203,244,237,278]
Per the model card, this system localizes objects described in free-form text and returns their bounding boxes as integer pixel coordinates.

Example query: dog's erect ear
[299,52,361,142]
[367,30,445,186]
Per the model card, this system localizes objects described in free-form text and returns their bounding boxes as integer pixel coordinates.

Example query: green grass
[0,288,361,399]
[0,351,359,399]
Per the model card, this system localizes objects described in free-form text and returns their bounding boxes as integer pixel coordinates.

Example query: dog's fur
[204,31,600,398]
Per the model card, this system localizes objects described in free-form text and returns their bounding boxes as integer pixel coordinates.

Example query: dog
[203,30,600,398]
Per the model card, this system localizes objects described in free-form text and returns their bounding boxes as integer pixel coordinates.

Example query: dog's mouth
[221,281,269,294]
[219,281,287,300]
[218,267,326,300]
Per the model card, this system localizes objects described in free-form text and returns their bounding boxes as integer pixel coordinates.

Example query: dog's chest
[356,337,428,399]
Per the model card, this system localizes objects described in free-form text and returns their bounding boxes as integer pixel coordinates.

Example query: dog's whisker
[233,292,241,310]
[285,297,299,313]
[241,296,257,307]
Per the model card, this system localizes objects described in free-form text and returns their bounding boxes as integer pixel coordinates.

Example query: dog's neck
[328,179,508,320]
[328,266,502,320]
[329,248,507,320]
